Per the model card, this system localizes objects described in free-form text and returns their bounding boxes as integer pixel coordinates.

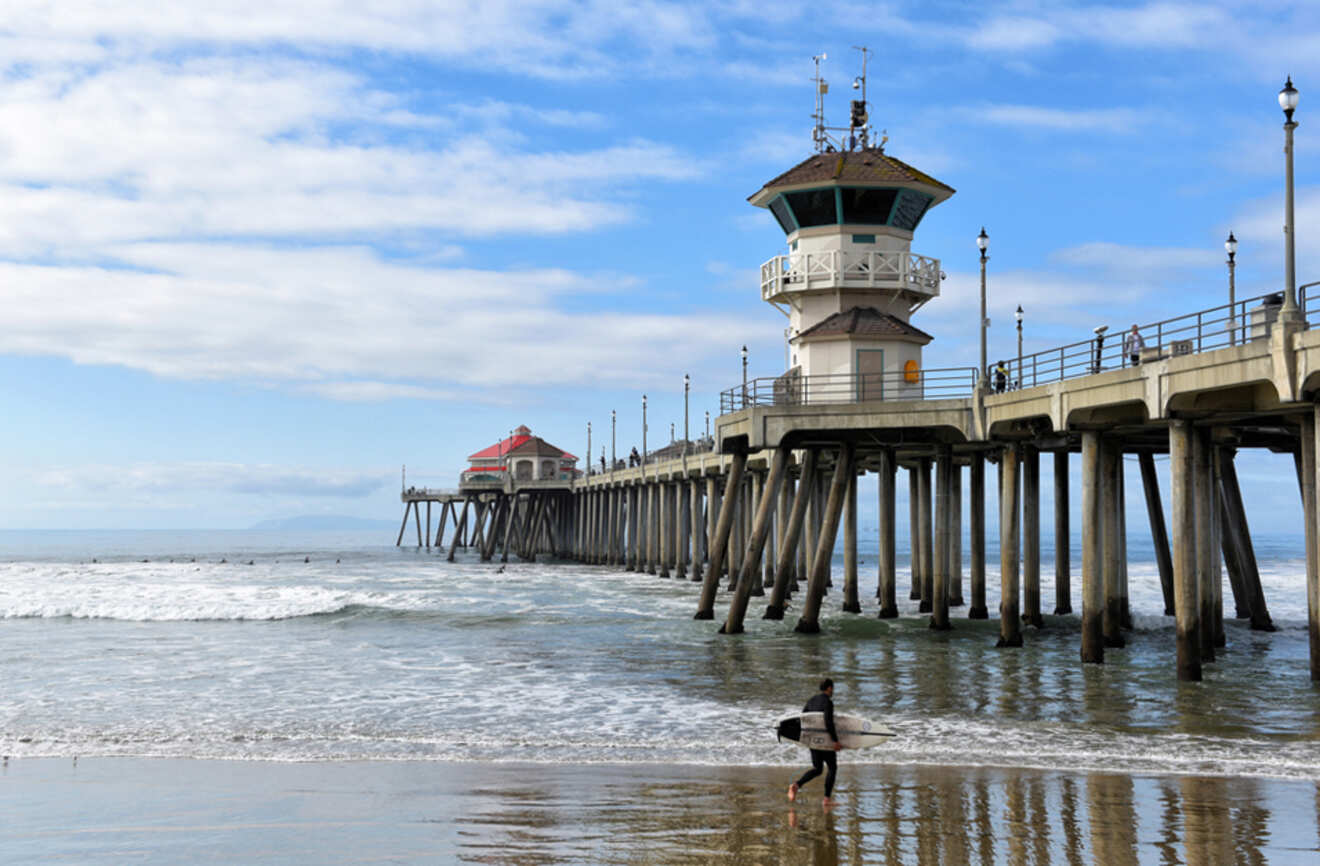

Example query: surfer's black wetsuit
[794,691,838,797]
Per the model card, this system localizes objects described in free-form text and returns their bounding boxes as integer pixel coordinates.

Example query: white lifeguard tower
[746,51,955,402]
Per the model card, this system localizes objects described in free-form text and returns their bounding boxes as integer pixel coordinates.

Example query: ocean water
[1,528,1318,783]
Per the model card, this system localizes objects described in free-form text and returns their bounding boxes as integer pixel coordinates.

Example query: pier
[405,76,1320,684]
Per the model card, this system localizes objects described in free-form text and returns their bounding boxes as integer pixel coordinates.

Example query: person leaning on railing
[1123,324,1146,366]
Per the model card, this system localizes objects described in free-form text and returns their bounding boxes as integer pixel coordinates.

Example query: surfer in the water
[787,678,842,806]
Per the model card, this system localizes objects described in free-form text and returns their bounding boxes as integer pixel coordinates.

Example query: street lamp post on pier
[611,409,616,473]
[741,345,749,407]
[586,422,592,477]
[642,395,648,469]
[683,374,690,457]
[1280,77,1301,320]
[1015,305,1024,389]
[977,228,989,389]
[705,411,710,446]
[1226,232,1238,345]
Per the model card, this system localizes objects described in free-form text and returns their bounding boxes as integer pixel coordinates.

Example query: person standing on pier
[787,678,843,808]
[1124,324,1146,366]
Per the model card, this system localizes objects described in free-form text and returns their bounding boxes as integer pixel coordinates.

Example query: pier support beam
[1023,445,1043,628]
[1170,419,1202,681]
[1102,439,1125,649]
[695,453,746,620]
[1307,408,1320,680]
[997,444,1022,647]
[722,446,789,634]
[1081,431,1104,664]
[1219,449,1275,631]
[918,458,934,613]
[1193,428,1216,662]
[1054,451,1072,615]
[931,445,953,631]
[951,463,964,606]
[689,479,703,583]
[1139,451,1176,616]
[843,469,861,613]
[908,467,921,601]
[797,443,855,634]
[766,450,818,619]
[969,452,988,619]
[877,448,898,618]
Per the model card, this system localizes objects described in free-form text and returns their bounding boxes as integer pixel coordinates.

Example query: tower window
[783,189,837,228]
[769,196,796,234]
[840,187,898,225]
[891,190,933,231]
[851,234,876,244]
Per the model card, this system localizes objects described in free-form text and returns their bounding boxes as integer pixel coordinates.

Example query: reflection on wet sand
[451,763,1320,864]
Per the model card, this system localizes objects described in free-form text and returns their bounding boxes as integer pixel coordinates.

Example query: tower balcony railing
[721,366,978,412]
[760,250,942,302]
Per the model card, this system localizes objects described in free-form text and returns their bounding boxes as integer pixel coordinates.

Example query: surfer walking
[787,678,842,807]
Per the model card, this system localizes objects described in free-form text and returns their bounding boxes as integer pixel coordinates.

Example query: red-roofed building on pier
[462,425,580,488]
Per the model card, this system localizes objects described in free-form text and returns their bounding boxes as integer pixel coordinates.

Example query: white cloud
[37,461,388,498]
[965,2,1231,53]
[963,104,1148,134]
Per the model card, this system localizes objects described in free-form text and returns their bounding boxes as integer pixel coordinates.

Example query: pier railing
[721,366,978,412]
[760,250,942,301]
[1005,290,1292,390]
[720,290,1317,411]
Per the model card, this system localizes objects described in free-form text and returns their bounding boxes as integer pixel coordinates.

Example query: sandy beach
[3,757,1317,864]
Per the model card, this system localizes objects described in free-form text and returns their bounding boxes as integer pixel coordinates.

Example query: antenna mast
[849,45,872,151]
[810,48,881,154]
[811,53,832,153]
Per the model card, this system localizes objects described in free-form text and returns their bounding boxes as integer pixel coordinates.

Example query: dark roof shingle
[794,307,934,344]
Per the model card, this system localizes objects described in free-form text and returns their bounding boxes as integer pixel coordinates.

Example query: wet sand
[3,758,1318,863]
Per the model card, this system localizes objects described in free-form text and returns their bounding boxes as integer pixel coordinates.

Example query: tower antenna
[811,53,833,153]
[849,45,872,151]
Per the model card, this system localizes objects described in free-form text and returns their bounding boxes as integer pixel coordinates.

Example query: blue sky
[1,0,1317,530]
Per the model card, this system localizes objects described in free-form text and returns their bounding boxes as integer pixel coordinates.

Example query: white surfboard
[775,711,895,750]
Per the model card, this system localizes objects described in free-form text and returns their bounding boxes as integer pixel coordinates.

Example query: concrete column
[689,479,703,583]
[1309,409,1320,680]
[797,443,855,633]
[1138,452,1175,615]
[766,450,818,619]
[1053,450,1072,614]
[780,476,796,590]
[1217,461,1251,618]
[951,463,964,606]
[1081,431,1104,664]
[969,452,988,619]
[803,469,819,587]
[1210,444,1226,648]
[695,453,746,620]
[1170,419,1202,681]
[722,445,789,634]
[1194,428,1215,662]
[932,445,953,631]
[706,475,719,579]
[918,458,934,613]
[727,477,744,589]
[676,481,689,580]
[608,488,619,566]
[1119,467,1131,629]
[1102,440,1125,648]
[1219,449,1275,631]
[843,469,861,613]
[767,471,787,589]
[908,466,921,600]
[998,443,1022,647]
[1023,445,1043,628]
[877,448,898,618]
[662,481,676,578]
